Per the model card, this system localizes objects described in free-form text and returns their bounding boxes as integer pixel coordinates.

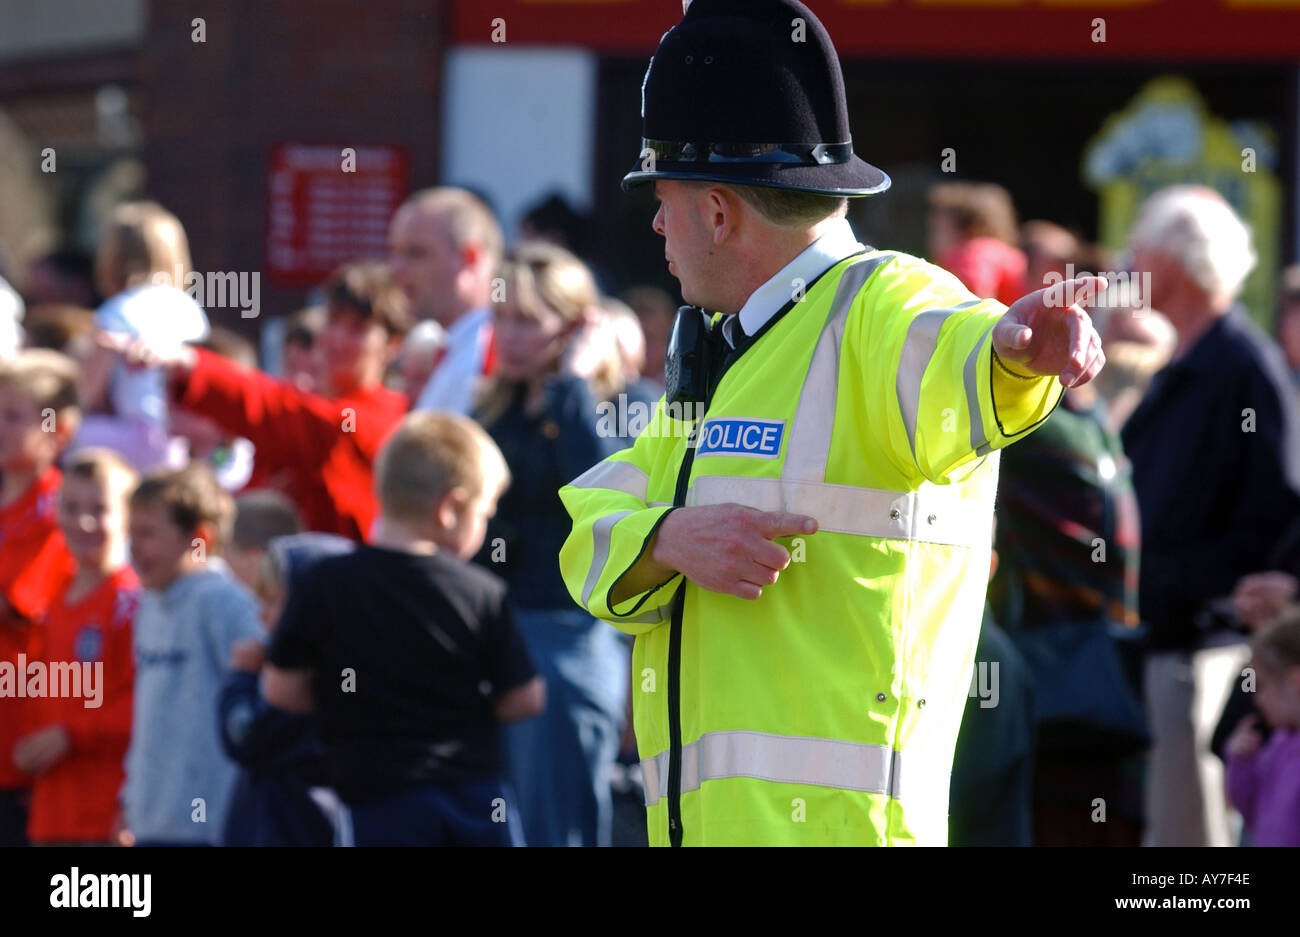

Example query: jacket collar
[725,217,866,346]
[1163,309,1236,377]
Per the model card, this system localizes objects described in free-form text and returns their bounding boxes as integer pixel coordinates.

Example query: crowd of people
[0,175,1298,847]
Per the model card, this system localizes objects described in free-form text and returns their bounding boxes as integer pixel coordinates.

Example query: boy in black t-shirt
[262,412,544,846]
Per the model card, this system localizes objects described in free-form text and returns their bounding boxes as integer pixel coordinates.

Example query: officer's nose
[652,202,666,237]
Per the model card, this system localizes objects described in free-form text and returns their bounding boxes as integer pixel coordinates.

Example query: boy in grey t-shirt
[120,465,261,845]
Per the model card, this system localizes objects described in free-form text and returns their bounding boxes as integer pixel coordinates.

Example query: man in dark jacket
[1121,185,1300,846]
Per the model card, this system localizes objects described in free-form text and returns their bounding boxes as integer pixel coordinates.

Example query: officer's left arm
[870,256,1104,483]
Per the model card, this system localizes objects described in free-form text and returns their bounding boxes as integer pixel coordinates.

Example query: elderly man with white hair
[1121,185,1300,846]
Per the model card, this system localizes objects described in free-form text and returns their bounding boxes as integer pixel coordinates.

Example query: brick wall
[140,0,444,332]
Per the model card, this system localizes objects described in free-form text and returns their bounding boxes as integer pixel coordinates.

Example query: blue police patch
[74,625,103,662]
[695,418,785,458]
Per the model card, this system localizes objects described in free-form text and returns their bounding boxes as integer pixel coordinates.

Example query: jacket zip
[659,252,868,847]
[665,396,703,847]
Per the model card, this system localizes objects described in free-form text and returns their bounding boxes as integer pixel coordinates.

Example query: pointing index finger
[1059,275,1110,312]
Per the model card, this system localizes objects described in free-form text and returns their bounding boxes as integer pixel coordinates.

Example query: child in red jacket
[0,351,79,845]
[108,262,411,541]
[14,449,140,844]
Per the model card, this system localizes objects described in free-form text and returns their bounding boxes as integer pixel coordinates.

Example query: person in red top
[928,181,1029,308]
[0,350,79,845]
[15,449,140,843]
[114,262,412,541]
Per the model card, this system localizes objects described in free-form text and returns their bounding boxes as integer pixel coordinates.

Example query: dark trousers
[0,788,28,846]
[345,780,518,847]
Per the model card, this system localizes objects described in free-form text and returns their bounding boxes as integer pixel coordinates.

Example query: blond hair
[374,411,510,522]
[96,201,192,296]
[63,447,139,505]
[478,241,622,425]
[0,348,81,434]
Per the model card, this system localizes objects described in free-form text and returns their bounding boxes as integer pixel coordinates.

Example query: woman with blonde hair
[77,201,209,471]
[472,240,630,846]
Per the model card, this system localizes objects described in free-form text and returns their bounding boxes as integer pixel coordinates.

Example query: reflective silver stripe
[616,603,673,625]
[965,323,997,456]
[567,459,649,501]
[784,255,889,482]
[895,300,983,464]
[642,730,898,806]
[580,509,635,607]
[686,475,991,549]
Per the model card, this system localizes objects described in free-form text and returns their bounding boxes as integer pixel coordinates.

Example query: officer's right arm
[558,431,681,636]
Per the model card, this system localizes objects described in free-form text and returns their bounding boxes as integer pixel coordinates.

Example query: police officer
[559,0,1106,845]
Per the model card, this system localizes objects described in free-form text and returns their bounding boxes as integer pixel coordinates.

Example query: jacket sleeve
[1,523,72,622]
[217,670,312,768]
[866,254,1063,485]
[175,348,337,473]
[1225,748,1261,826]
[558,402,681,635]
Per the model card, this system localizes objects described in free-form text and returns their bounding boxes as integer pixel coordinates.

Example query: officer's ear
[704,185,742,245]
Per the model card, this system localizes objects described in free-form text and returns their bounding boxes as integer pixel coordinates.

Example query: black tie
[706,315,751,397]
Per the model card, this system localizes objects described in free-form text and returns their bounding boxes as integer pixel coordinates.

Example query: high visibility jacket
[558,250,1062,845]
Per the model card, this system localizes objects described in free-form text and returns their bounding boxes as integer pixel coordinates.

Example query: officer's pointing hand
[653,504,817,601]
[991,275,1108,387]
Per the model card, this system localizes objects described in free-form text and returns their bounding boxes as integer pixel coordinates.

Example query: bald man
[389,188,503,414]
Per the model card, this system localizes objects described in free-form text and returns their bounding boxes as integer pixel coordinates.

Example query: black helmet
[622,0,890,197]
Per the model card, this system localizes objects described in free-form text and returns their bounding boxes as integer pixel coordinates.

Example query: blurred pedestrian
[262,412,544,846]
[224,489,304,592]
[281,305,326,394]
[989,380,1148,845]
[218,533,348,847]
[19,304,95,357]
[474,242,630,846]
[600,295,662,410]
[130,261,410,540]
[1274,264,1300,389]
[949,542,1036,848]
[1225,614,1300,846]
[1121,185,1300,847]
[0,351,80,845]
[389,188,502,414]
[14,449,139,845]
[928,182,1028,307]
[1090,302,1177,433]
[620,285,675,387]
[121,465,262,846]
[24,248,99,309]
[1020,220,1079,294]
[79,201,210,472]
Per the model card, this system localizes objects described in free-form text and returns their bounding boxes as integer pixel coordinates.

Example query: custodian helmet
[622,0,890,197]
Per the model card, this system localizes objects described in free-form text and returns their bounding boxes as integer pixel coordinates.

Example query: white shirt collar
[726,217,866,345]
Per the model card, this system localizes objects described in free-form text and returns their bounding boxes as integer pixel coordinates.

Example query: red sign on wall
[265,143,410,288]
